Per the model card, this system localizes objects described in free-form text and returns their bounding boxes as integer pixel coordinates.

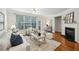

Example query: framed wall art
[64,12,75,23]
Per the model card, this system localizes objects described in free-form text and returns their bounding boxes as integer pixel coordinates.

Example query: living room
[0,8,79,51]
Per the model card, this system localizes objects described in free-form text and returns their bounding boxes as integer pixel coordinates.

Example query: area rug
[28,39,61,51]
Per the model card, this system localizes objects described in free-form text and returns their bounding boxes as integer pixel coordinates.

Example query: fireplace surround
[65,27,75,42]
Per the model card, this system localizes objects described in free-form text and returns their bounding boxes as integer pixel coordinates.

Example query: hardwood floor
[53,32,79,51]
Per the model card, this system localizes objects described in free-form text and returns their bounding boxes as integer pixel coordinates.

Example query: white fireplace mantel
[62,23,79,43]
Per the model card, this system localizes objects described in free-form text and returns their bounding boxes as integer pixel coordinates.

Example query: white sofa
[0,31,30,51]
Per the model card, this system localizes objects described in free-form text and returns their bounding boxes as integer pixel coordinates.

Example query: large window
[0,12,4,31]
[16,15,36,29]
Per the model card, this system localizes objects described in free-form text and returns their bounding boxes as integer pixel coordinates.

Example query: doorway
[55,16,62,33]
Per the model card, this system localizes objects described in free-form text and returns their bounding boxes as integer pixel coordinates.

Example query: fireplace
[65,27,75,42]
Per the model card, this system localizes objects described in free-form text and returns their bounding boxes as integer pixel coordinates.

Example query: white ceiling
[9,8,68,15]
[34,8,68,15]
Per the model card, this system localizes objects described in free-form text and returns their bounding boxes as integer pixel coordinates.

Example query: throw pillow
[10,33,23,47]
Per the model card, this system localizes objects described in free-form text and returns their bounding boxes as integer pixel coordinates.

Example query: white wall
[51,17,55,33]
[7,13,16,31]
[41,16,51,31]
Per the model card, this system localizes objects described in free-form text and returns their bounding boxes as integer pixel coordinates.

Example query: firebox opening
[65,27,75,42]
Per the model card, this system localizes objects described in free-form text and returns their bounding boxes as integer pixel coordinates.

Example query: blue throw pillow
[10,33,23,47]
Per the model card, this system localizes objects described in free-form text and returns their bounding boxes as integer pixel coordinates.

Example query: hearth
[65,27,75,42]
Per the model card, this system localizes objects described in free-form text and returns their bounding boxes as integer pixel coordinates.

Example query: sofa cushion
[10,33,23,47]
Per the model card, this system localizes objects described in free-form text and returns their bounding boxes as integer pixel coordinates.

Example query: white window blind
[16,15,36,29]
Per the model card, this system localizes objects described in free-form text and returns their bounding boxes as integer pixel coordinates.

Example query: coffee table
[30,33,46,46]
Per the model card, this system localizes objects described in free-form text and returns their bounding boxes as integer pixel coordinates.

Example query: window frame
[0,12,5,31]
[16,15,36,29]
